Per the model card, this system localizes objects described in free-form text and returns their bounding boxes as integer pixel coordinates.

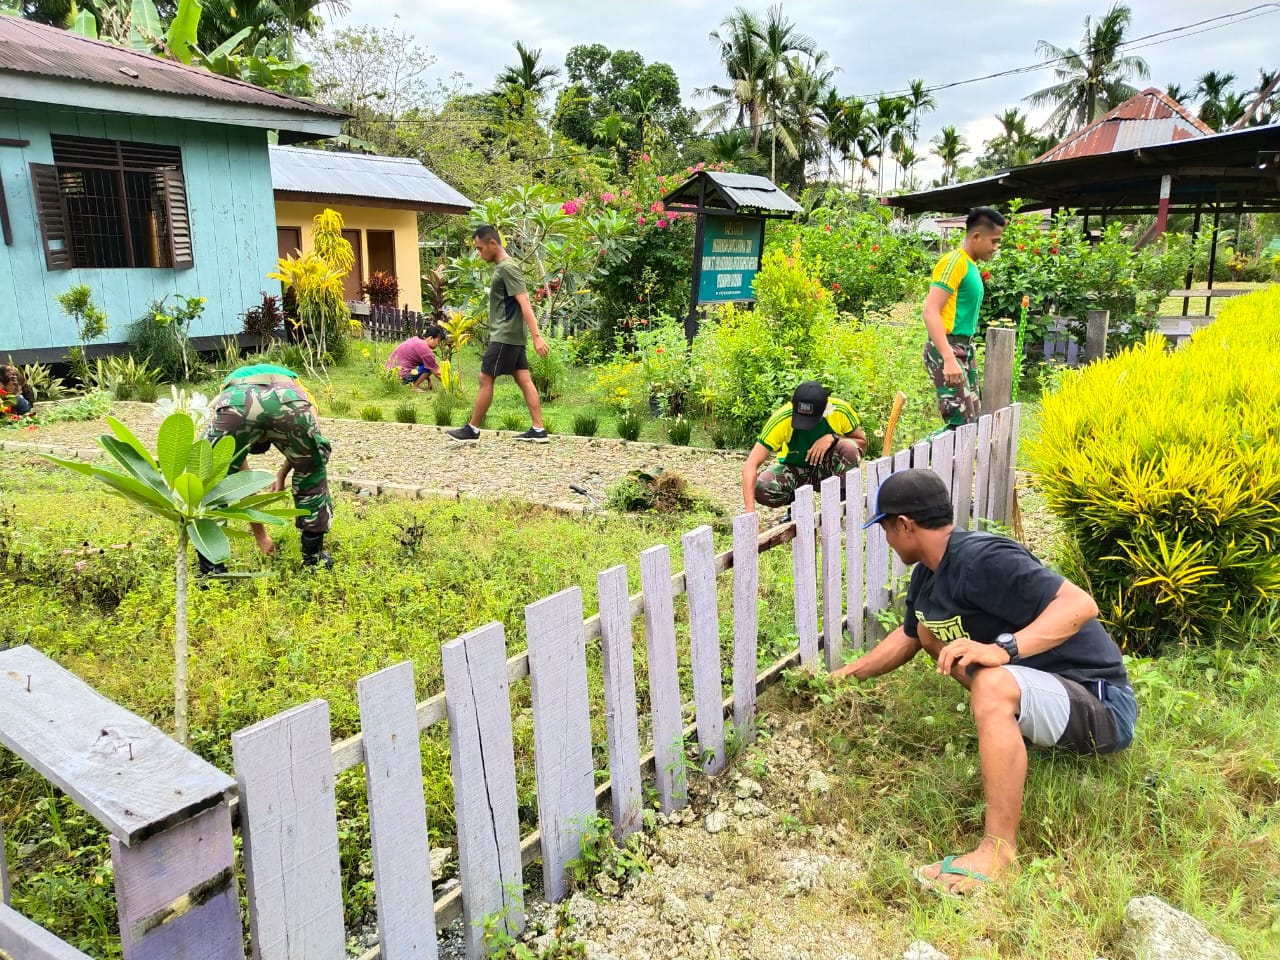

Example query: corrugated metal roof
[0,15,344,120]
[1035,88,1212,162]
[269,146,473,213]
[705,171,802,213]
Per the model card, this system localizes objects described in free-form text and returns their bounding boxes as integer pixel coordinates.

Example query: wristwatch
[994,632,1021,663]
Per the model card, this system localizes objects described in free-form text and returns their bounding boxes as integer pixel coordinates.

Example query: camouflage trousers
[206,382,333,534]
[923,337,980,429]
[754,439,862,508]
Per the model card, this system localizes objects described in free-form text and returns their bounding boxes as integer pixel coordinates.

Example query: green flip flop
[914,854,990,896]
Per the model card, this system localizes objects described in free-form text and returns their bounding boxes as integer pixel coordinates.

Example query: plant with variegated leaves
[44,413,300,743]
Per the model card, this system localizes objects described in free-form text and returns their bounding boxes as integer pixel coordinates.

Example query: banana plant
[45,413,301,744]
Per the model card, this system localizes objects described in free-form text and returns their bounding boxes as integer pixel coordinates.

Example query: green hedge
[1029,286,1280,652]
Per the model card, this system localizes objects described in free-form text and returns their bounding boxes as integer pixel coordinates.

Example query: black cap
[864,468,952,528]
[791,381,829,430]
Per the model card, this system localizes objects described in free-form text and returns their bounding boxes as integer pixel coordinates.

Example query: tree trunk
[174,526,189,745]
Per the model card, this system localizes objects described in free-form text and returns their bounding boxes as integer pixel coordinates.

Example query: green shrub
[126,296,204,382]
[432,394,454,427]
[1029,287,1280,652]
[18,362,69,401]
[616,410,643,441]
[394,400,418,424]
[667,417,692,446]
[572,413,599,437]
[329,398,352,418]
[359,404,384,422]
[528,336,571,401]
[498,411,523,432]
[605,469,705,513]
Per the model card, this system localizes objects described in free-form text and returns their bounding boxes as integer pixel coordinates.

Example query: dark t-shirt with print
[903,530,1129,686]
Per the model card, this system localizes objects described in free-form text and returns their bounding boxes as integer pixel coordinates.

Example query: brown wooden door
[276,226,301,260]
[342,228,364,301]
[366,229,396,278]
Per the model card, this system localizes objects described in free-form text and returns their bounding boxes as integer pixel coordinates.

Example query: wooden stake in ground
[882,391,907,456]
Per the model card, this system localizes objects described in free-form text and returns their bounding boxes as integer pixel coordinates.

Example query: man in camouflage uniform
[204,362,334,569]
[922,207,1006,429]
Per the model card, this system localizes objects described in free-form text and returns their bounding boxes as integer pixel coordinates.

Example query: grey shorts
[1004,665,1136,754]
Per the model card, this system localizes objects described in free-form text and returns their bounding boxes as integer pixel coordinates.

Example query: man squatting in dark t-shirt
[832,469,1137,894]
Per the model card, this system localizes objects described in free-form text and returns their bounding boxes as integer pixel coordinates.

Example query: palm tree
[869,95,908,194]
[931,125,969,185]
[757,4,819,179]
[905,77,937,153]
[1026,3,1149,135]
[773,54,833,188]
[1165,83,1189,104]
[701,8,769,149]
[1247,69,1280,126]
[494,40,561,115]
[1196,70,1237,130]
[1219,92,1247,130]
[707,128,756,167]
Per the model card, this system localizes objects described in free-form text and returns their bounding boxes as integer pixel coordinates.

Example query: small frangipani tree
[45,413,301,744]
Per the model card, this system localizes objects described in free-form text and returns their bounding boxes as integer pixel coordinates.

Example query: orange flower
[1021,295,1031,308]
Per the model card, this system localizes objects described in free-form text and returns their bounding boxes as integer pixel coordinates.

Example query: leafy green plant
[329,397,353,418]
[43,413,299,742]
[605,468,706,513]
[394,399,418,424]
[54,284,108,384]
[615,410,643,442]
[666,417,692,446]
[565,813,654,895]
[571,413,599,437]
[499,411,524,431]
[18,362,69,402]
[432,393,455,426]
[360,404,385,422]
[241,291,286,344]
[34,391,112,424]
[483,901,586,960]
[529,336,571,401]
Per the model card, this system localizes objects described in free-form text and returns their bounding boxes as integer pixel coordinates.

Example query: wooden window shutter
[28,162,72,271]
[161,166,194,269]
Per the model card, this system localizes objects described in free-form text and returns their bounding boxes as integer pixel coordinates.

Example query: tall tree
[772,53,834,188]
[905,77,937,153]
[1026,3,1149,135]
[701,7,769,149]
[493,40,560,117]
[869,95,908,194]
[931,125,969,185]
[757,4,818,179]
[1165,82,1189,104]
[1195,70,1237,130]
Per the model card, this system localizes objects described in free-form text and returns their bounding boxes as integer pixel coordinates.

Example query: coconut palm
[905,77,937,153]
[869,95,908,194]
[1196,70,1237,130]
[1026,3,1149,136]
[758,5,819,179]
[931,125,969,185]
[707,128,756,167]
[701,8,769,148]
[772,54,834,187]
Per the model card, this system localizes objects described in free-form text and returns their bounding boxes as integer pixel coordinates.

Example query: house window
[29,134,194,272]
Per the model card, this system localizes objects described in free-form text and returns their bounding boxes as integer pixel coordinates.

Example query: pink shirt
[386,337,439,376]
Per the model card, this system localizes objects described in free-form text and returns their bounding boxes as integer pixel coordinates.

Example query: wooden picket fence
[0,407,1021,960]
[362,305,431,342]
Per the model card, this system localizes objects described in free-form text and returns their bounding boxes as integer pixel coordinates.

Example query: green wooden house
[0,15,345,363]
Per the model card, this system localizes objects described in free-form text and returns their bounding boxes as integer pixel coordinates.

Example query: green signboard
[697,217,764,303]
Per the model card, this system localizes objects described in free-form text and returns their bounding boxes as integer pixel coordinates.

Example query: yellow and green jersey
[757,397,860,466]
[930,247,985,337]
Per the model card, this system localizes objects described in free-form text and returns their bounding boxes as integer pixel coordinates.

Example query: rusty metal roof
[0,15,344,121]
[1035,88,1213,163]
[269,146,474,214]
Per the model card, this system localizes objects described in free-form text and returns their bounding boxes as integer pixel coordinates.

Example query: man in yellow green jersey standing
[922,207,1006,429]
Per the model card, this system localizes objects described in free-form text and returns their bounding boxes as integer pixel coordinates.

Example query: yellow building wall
[275,201,423,312]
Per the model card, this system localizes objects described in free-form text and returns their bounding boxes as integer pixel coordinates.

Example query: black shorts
[480,342,529,377]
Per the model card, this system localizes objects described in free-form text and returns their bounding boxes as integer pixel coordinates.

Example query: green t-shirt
[488,257,529,345]
[223,363,298,387]
[757,397,860,467]
[929,248,985,337]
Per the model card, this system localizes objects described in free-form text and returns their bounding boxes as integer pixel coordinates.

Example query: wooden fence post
[683,526,726,775]
[890,449,912,584]
[1085,309,1110,363]
[357,662,439,959]
[1,818,8,906]
[234,700,344,960]
[983,326,1016,415]
[442,624,523,958]
[526,589,596,903]
[1,903,94,960]
[0,646,242,960]
[951,421,978,531]
[974,414,993,527]
[639,546,687,813]
[864,457,892,645]
[597,565,643,838]
[731,512,760,740]
[791,485,820,668]
[819,475,844,672]
[843,468,865,654]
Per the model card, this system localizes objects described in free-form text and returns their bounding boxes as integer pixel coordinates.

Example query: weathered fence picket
[597,565,644,838]
[820,475,844,672]
[442,625,523,958]
[526,589,597,903]
[233,701,345,960]
[890,449,913,583]
[639,545,688,813]
[731,512,760,739]
[683,526,726,775]
[791,485,820,667]
[0,406,1026,960]
[357,663,439,959]
[844,469,866,653]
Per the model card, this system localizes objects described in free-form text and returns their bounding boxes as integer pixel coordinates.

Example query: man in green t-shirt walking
[922,206,1005,429]
[447,225,551,443]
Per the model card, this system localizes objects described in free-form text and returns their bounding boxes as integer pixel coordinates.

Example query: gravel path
[11,402,757,516]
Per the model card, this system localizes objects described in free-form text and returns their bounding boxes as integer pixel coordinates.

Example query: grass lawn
[1156,280,1272,318]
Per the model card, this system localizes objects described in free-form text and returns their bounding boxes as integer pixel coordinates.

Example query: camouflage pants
[923,338,980,429]
[206,382,333,534]
[754,439,862,508]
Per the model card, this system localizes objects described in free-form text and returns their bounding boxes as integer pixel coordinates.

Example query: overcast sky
[326,0,1278,184]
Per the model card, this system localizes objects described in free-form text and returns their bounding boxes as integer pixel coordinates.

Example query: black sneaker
[302,551,335,569]
[446,424,480,442]
[513,426,549,443]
